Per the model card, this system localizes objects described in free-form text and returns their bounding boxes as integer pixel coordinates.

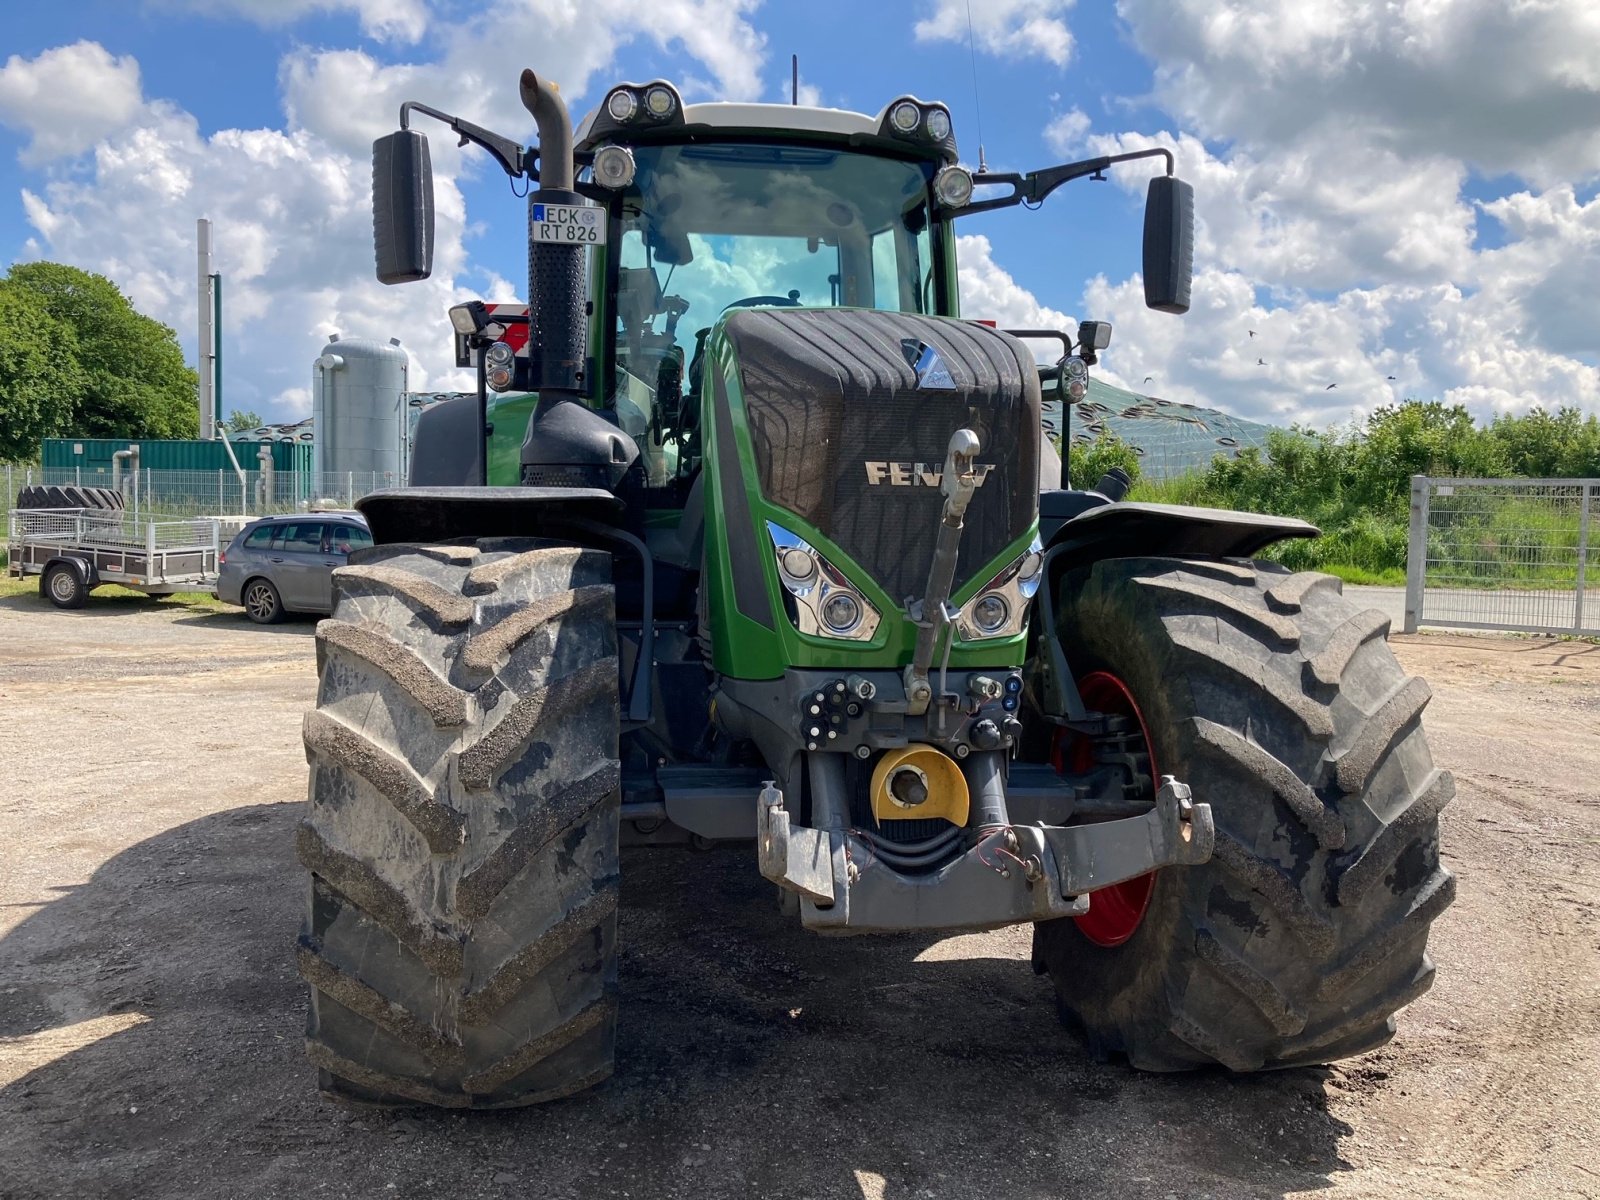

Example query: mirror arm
[956,147,1176,217]
[400,101,527,180]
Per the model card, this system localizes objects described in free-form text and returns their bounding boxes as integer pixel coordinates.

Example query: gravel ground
[1,588,1597,1200]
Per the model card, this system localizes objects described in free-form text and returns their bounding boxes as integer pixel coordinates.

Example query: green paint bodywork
[480,205,1035,684]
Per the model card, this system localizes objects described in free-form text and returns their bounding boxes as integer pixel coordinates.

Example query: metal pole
[213,272,223,433]
[198,219,215,441]
[1404,474,1429,634]
[1577,482,1592,634]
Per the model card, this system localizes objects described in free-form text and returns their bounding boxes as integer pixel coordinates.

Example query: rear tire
[1033,557,1454,1071]
[42,563,89,609]
[242,577,283,624]
[298,538,621,1108]
[16,484,123,510]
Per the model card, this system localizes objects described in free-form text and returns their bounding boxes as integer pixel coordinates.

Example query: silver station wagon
[215,512,372,623]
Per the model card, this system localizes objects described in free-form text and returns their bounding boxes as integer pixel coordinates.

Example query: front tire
[298,539,621,1107]
[1033,557,1454,1071]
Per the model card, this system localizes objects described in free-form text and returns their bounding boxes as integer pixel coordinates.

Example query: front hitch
[903,428,981,715]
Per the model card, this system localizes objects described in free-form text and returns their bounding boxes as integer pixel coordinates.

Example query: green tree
[0,282,85,462]
[224,409,264,433]
[3,262,198,443]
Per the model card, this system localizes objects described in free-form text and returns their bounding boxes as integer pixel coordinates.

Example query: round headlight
[593,144,636,190]
[822,591,862,633]
[644,86,677,119]
[606,89,638,122]
[889,101,921,135]
[926,107,952,140]
[973,593,1010,634]
[779,547,815,583]
[934,165,974,208]
[1018,550,1043,581]
[484,340,514,367]
[486,364,514,392]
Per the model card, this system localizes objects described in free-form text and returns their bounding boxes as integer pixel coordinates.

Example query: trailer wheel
[242,577,283,624]
[298,539,620,1108]
[42,563,89,609]
[1033,557,1454,1071]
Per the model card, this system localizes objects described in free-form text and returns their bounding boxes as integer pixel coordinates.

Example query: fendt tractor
[294,70,1455,1107]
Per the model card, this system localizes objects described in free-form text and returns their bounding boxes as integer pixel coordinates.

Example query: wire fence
[4,464,401,519]
[1405,475,1597,635]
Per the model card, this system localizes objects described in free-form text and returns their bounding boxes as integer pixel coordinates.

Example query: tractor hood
[719,309,1041,605]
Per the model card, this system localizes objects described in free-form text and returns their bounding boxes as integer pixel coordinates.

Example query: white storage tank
[311,334,410,479]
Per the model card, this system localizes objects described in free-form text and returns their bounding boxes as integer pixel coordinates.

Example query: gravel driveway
[1,590,1597,1200]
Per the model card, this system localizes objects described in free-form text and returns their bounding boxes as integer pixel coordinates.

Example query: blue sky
[1,0,1595,427]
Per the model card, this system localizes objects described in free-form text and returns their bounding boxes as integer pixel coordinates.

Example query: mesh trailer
[7,507,221,609]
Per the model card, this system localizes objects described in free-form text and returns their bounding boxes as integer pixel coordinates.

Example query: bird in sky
[1386,375,1398,381]
[1325,383,1338,390]
[1248,330,1257,338]
[1257,357,1266,366]
[1143,375,1154,384]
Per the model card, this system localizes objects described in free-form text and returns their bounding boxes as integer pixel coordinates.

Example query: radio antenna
[965,0,987,172]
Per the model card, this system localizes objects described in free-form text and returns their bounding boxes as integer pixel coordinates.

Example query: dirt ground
[1,589,1597,1200]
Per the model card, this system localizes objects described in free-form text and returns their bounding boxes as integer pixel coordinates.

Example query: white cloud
[1043,108,1090,157]
[916,0,1077,66]
[957,233,1075,347]
[154,0,431,43]
[15,6,770,424]
[1118,0,1600,184]
[0,42,145,164]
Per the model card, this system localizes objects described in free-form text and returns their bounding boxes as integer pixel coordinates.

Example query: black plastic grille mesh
[725,309,1040,603]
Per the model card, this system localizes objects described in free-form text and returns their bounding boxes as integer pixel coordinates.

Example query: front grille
[726,309,1040,603]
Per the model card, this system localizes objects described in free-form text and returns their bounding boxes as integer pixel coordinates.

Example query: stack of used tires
[15,484,125,511]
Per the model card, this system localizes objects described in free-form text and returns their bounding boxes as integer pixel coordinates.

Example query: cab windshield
[606,142,939,490]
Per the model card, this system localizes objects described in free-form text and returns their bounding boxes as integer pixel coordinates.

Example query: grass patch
[0,573,229,612]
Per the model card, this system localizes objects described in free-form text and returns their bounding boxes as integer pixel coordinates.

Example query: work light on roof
[889,101,921,135]
[925,107,952,141]
[606,88,638,122]
[644,85,677,119]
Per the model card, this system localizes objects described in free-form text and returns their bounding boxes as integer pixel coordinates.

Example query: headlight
[766,521,880,642]
[925,107,952,141]
[593,144,636,189]
[448,303,482,335]
[823,592,862,633]
[644,85,677,119]
[934,165,973,208]
[956,534,1043,640]
[889,101,921,135]
[486,365,514,392]
[484,340,514,368]
[606,89,638,122]
[973,593,1009,633]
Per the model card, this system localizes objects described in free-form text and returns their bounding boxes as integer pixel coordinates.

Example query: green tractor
[296,71,1454,1107]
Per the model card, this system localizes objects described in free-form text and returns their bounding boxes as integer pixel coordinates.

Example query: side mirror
[372,129,435,285]
[1142,175,1193,314]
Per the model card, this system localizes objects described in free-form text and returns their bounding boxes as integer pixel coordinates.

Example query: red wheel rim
[1052,671,1158,947]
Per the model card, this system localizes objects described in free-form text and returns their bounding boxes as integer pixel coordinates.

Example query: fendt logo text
[864,462,996,487]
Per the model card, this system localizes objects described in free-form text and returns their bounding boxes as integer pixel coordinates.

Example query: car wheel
[243,577,284,624]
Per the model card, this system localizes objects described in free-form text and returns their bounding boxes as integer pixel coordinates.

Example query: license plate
[529,203,605,245]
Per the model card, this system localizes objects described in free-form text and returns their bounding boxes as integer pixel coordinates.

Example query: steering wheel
[721,291,802,312]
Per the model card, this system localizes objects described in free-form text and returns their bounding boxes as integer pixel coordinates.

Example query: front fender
[1043,499,1317,567]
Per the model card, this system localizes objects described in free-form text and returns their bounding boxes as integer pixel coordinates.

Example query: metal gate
[1405,475,1597,635]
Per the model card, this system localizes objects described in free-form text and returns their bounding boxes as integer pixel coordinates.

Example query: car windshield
[608,142,937,490]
